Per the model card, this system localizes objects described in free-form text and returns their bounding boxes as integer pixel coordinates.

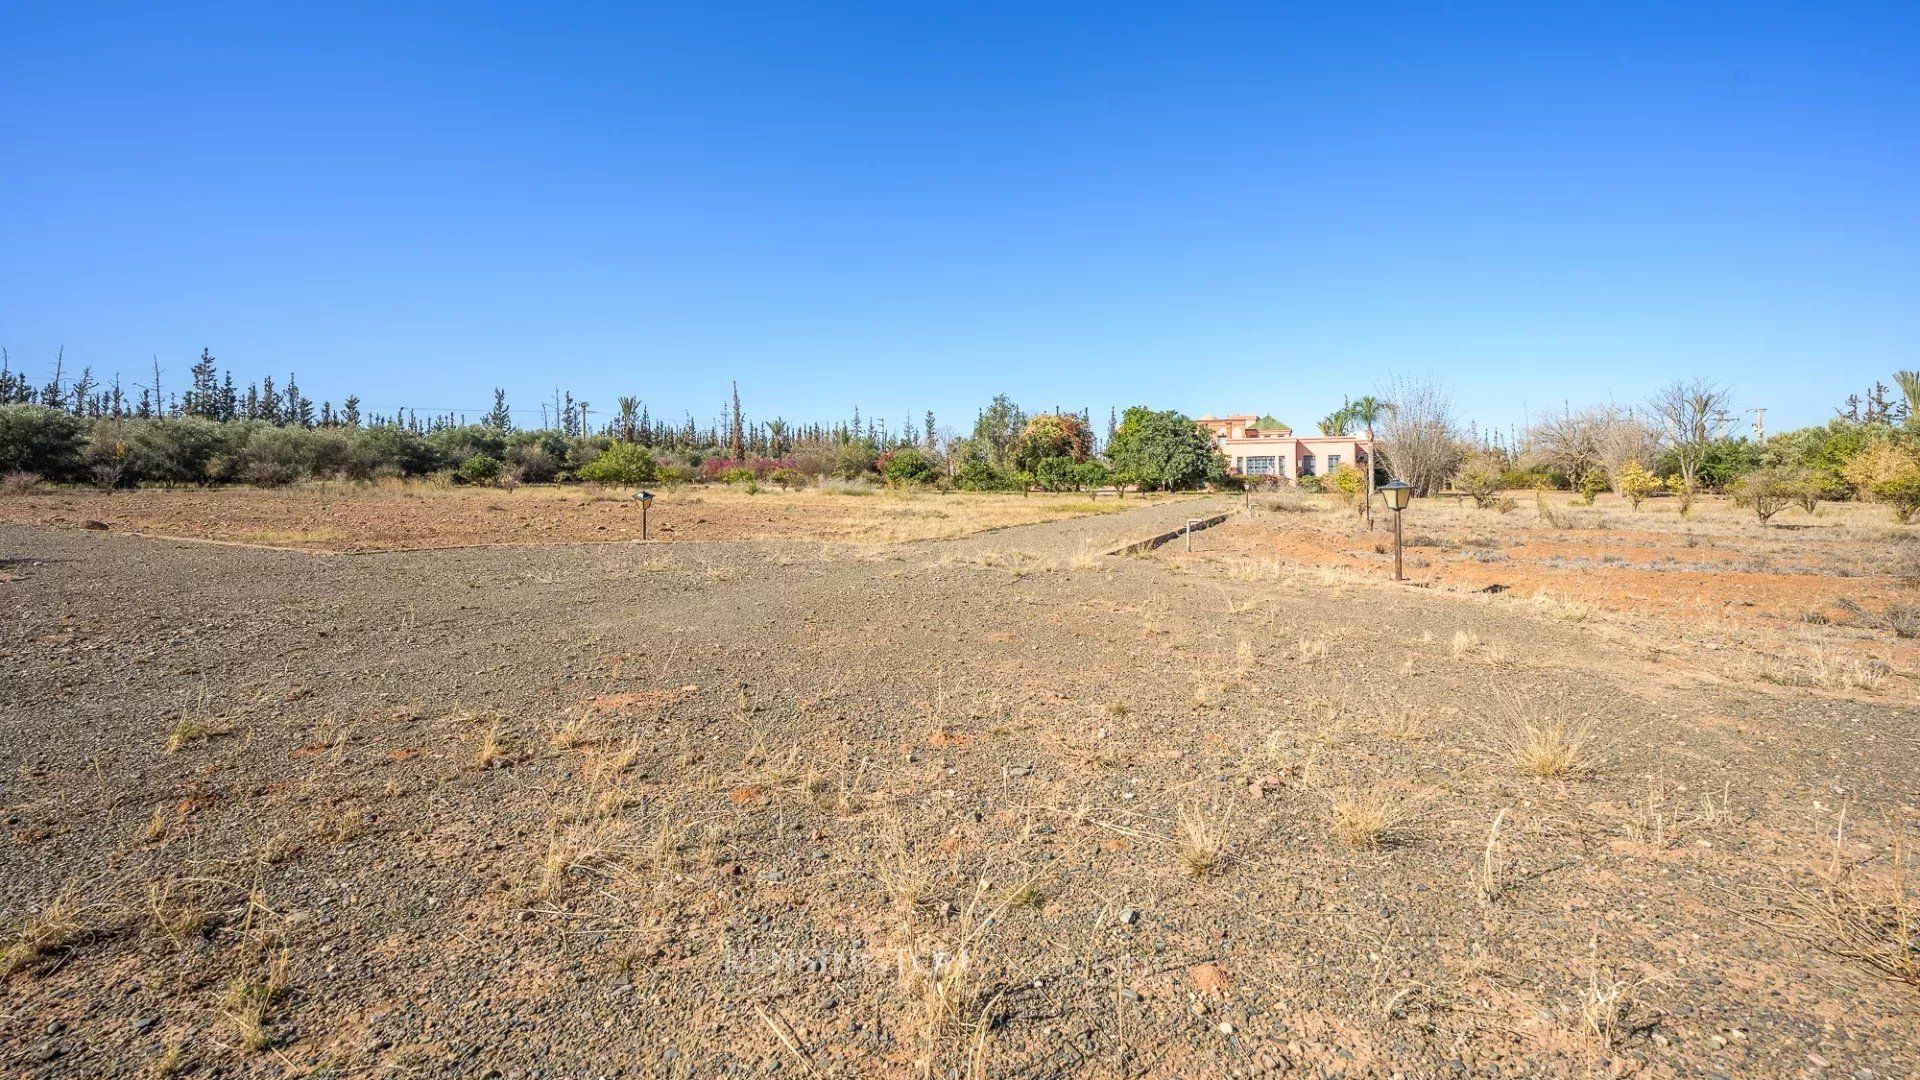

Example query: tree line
[0,349,1232,493]
[1402,373,1920,524]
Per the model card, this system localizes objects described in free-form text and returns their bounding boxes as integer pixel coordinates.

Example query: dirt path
[1,512,1915,1077]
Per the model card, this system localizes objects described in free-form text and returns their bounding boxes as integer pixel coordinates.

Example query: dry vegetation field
[1,487,1915,1078]
[0,481,1183,551]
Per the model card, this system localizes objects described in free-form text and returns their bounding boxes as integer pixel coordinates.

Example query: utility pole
[1747,407,1765,443]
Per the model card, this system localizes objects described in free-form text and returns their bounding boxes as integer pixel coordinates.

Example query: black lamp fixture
[1379,479,1413,579]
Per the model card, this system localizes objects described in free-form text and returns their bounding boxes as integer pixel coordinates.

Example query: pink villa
[1196,414,1372,482]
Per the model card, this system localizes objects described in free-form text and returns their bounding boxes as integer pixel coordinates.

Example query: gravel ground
[1,500,1915,1078]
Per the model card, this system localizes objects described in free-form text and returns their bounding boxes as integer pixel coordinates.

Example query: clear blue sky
[3,3,1915,439]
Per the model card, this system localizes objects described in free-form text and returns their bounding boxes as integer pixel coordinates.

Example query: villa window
[1300,454,1317,477]
[1245,456,1276,476]
[1327,454,1341,470]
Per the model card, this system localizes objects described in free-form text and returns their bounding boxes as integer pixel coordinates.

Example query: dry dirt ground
[1,491,1916,1079]
[0,483,1179,550]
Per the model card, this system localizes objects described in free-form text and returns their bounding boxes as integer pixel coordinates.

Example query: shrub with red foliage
[698,456,794,482]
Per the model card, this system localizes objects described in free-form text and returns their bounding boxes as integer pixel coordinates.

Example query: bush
[718,467,757,485]
[1579,470,1608,505]
[1502,466,1565,490]
[128,418,225,484]
[655,463,695,486]
[0,405,87,481]
[699,457,741,483]
[1616,460,1660,510]
[230,426,318,486]
[1870,470,1920,525]
[768,468,802,490]
[2,470,42,494]
[1453,455,1502,508]
[789,443,838,479]
[86,418,139,488]
[566,436,615,475]
[1297,475,1326,494]
[1729,467,1803,526]
[1073,460,1112,491]
[1843,444,1920,523]
[428,424,507,465]
[1664,474,1697,516]
[881,447,939,486]
[507,444,559,483]
[1033,455,1078,492]
[347,426,438,478]
[831,442,880,480]
[456,453,502,485]
[1336,463,1367,503]
[955,460,1020,492]
[574,442,656,485]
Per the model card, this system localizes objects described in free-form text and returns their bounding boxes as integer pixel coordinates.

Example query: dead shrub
[1493,698,1604,780]
[1175,802,1233,877]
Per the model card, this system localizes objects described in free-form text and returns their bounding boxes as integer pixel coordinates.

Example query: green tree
[0,405,87,480]
[881,446,938,486]
[1012,413,1093,473]
[955,460,1018,492]
[1106,407,1225,491]
[1033,455,1078,492]
[971,394,1025,470]
[575,442,656,485]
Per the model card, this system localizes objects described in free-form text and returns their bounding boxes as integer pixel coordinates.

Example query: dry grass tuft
[1328,785,1425,848]
[531,818,629,902]
[1174,802,1233,877]
[221,947,290,1051]
[147,877,218,943]
[1473,809,1511,904]
[165,717,231,753]
[316,806,370,845]
[1,883,88,976]
[1797,815,1917,986]
[548,712,598,751]
[1449,630,1481,658]
[1067,543,1104,572]
[1571,933,1676,1055]
[876,814,932,916]
[1494,701,1604,780]
[1379,704,1430,741]
[147,1042,187,1078]
[474,721,509,769]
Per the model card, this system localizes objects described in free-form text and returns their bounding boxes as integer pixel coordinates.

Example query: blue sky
[2,2,1915,439]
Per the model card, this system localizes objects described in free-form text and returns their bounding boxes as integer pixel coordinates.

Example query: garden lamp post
[1380,479,1413,581]
[633,490,654,540]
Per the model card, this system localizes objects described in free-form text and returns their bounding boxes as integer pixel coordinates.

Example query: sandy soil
[0,482,1187,551]
[1,494,1916,1078]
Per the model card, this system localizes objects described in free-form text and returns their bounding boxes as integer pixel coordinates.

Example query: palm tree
[1895,371,1920,419]
[1317,406,1354,436]
[1345,395,1395,525]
